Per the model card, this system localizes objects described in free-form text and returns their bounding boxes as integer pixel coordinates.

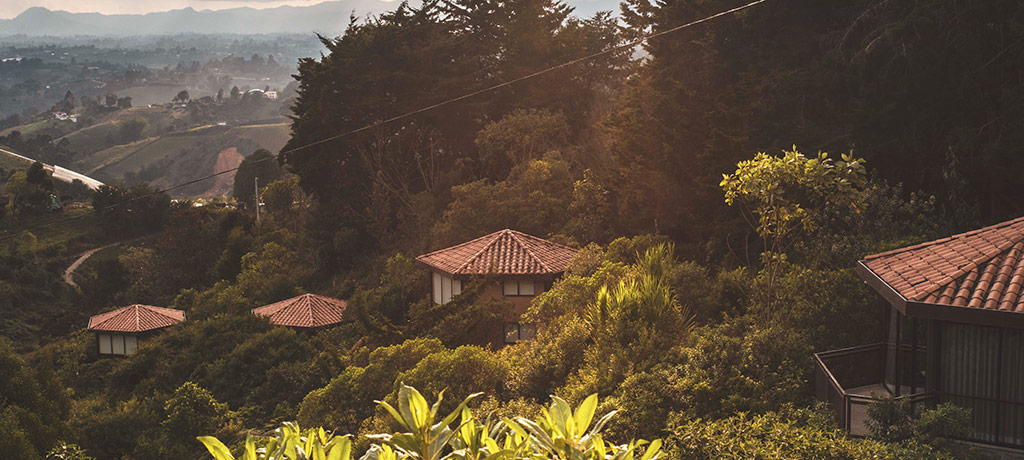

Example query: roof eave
[904,301,1024,330]
[859,260,1024,330]
[414,257,455,276]
[856,260,909,314]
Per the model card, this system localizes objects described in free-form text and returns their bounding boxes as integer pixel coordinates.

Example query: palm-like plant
[368,384,483,460]
[198,422,352,460]
[584,244,693,341]
[508,394,661,460]
[198,387,661,460]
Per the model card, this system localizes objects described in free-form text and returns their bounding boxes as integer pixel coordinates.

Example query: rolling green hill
[88,122,291,197]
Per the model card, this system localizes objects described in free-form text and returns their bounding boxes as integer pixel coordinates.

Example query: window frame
[503,279,537,297]
[504,322,538,344]
[432,271,463,304]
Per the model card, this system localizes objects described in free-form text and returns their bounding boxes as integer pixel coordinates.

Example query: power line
[0,0,767,243]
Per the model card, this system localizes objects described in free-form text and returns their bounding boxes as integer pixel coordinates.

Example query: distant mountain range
[0,0,619,37]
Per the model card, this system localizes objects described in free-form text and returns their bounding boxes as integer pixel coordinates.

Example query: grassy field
[0,118,79,138]
[87,122,290,196]
[60,106,177,160]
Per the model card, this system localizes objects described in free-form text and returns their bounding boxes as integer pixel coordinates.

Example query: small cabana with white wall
[87,304,185,356]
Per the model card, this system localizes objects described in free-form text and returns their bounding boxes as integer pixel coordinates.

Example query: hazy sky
[0,0,374,19]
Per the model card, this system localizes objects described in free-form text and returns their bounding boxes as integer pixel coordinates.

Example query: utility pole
[254,176,260,226]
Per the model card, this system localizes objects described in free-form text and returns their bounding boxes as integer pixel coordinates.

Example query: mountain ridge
[0,0,620,37]
[0,1,390,36]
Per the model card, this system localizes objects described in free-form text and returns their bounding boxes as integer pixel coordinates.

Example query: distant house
[265,91,278,100]
[53,111,68,120]
[87,305,185,356]
[415,229,577,344]
[815,216,1024,449]
[252,293,348,329]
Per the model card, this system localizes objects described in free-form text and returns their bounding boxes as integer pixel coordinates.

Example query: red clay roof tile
[415,229,577,276]
[862,216,1024,313]
[87,304,185,333]
[252,293,347,328]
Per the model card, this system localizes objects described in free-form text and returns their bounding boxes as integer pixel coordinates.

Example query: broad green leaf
[197,436,235,460]
[328,436,351,460]
[243,435,257,460]
[574,394,598,436]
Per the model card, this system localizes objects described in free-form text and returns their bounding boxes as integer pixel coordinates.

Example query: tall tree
[233,149,284,209]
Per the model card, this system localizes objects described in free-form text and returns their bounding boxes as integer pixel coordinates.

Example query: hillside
[87,123,290,197]
[0,0,623,37]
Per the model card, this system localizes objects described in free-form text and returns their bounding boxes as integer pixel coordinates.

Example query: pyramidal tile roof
[252,293,348,328]
[862,216,1024,312]
[87,304,185,333]
[416,229,578,276]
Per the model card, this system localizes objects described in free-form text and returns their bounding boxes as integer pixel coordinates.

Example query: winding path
[63,242,120,287]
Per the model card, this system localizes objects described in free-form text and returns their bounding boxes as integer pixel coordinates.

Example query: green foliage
[92,183,171,237]
[668,409,955,460]
[4,170,49,215]
[348,253,426,336]
[295,386,661,460]
[298,339,447,434]
[672,321,811,421]
[866,397,972,452]
[396,346,509,413]
[114,117,148,144]
[720,148,868,321]
[0,339,70,460]
[431,155,575,248]
[234,149,284,208]
[585,244,692,343]
[199,422,352,460]
[505,319,589,400]
[372,385,483,460]
[162,382,240,458]
[44,442,92,460]
[475,109,571,178]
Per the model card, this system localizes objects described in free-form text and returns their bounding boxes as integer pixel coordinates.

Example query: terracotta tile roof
[251,293,348,328]
[87,304,185,333]
[862,216,1024,312]
[416,229,578,276]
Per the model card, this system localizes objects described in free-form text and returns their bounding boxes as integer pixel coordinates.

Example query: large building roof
[87,304,185,333]
[416,229,578,276]
[861,216,1024,313]
[252,293,347,328]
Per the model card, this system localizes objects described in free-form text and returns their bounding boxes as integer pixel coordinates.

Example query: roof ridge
[305,295,315,328]
[865,216,1024,261]
[415,231,499,262]
[93,308,128,330]
[454,230,506,274]
[135,305,140,332]
[507,229,551,273]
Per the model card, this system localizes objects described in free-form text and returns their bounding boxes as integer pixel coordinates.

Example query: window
[432,272,462,304]
[504,322,537,344]
[112,334,125,354]
[98,333,112,354]
[98,334,139,356]
[503,280,535,296]
[125,335,138,354]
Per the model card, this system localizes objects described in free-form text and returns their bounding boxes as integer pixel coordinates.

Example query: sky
[0,0,367,19]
